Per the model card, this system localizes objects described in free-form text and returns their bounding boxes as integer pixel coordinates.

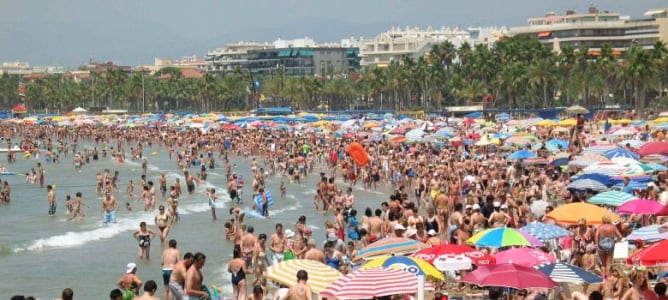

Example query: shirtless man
[269,223,286,264]
[368,209,383,235]
[303,239,326,264]
[169,252,194,300]
[241,226,257,268]
[184,252,209,300]
[47,184,56,216]
[159,173,168,198]
[161,239,181,300]
[102,192,119,224]
[488,204,510,228]
[228,174,240,204]
[284,270,312,300]
[448,203,465,242]
[184,171,195,195]
[155,205,173,243]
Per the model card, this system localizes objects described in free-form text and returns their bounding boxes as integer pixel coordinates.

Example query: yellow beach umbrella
[558,119,577,127]
[362,255,444,281]
[536,119,556,127]
[267,259,341,293]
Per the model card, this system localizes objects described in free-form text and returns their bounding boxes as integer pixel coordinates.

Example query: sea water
[0,142,390,299]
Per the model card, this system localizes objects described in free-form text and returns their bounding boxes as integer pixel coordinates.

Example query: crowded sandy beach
[3,107,668,300]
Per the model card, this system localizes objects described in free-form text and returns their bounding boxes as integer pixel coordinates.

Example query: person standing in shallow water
[46,184,56,216]
[133,221,157,260]
[207,188,218,221]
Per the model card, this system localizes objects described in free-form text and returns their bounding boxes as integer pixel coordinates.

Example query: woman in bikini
[595,215,622,278]
[229,246,248,300]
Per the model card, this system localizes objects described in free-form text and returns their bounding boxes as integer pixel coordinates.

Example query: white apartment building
[358,26,507,68]
[509,6,668,53]
[0,61,65,75]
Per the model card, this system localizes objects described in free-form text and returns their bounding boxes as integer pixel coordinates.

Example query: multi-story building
[0,61,65,75]
[509,6,668,53]
[206,37,361,76]
[358,26,506,68]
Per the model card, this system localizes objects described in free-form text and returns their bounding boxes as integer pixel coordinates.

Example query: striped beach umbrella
[536,262,603,284]
[587,191,635,207]
[581,144,617,155]
[321,268,434,299]
[358,237,425,260]
[266,259,341,293]
[361,255,444,281]
[628,224,668,243]
[567,179,608,192]
[604,147,640,160]
[521,222,573,241]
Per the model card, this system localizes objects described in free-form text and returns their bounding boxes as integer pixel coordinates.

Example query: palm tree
[623,45,658,113]
[527,56,556,107]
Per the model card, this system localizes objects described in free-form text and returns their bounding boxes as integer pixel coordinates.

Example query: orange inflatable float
[348,142,370,167]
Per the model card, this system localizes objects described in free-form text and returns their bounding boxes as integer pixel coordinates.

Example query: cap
[327,232,338,242]
[493,201,501,207]
[126,262,137,274]
[428,229,437,236]
[285,229,296,238]
[472,204,481,210]
[405,228,418,237]
[500,204,508,209]
[648,182,657,188]
[465,204,472,209]
[304,228,313,235]
[394,223,406,231]
[433,172,439,177]
[369,234,378,242]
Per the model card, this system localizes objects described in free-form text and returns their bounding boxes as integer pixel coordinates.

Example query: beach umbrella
[508,149,536,160]
[637,141,668,156]
[641,153,668,163]
[565,105,590,114]
[627,239,668,267]
[617,199,664,215]
[521,222,573,241]
[466,227,531,248]
[266,259,341,293]
[587,191,635,206]
[536,262,603,284]
[529,199,551,218]
[494,248,556,267]
[361,255,444,281]
[518,229,545,247]
[545,139,569,152]
[581,144,618,155]
[461,263,557,289]
[321,268,433,299]
[567,179,608,192]
[412,244,495,271]
[358,237,425,260]
[569,156,608,168]
[522,157,550,166]
[573,173,612,186]
[627,224,668,242]
[546,202,620,225]
[550,154,571,167]
[604,148,640,160]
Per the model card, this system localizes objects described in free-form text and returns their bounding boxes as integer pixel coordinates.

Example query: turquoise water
[0,141,389,299]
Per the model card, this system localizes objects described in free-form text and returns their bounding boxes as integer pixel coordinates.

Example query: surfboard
[253,190,274,215]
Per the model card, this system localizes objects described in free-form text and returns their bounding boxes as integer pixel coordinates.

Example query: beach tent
[72,107,87,113]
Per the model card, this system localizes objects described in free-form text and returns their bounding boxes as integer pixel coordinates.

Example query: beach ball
[151,151,157,156]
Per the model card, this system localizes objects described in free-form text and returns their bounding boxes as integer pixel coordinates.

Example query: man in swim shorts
[102,192,118,224]
[46,184,56,216]
[169,252,193,300]
[161,239,180,300]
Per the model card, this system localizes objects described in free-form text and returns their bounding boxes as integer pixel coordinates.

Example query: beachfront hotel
[207,36,361,77]
[358,26,507,68]
[509,6,668,53]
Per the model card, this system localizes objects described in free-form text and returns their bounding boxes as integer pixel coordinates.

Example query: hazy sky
[0,0,664,67]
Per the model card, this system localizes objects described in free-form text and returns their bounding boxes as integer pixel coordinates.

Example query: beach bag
[283,250,296,261]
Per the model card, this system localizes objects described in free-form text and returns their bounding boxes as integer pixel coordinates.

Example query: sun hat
[394,223,406,231]
[285,229,296,238]
[126,262,137,274]
[428,229,437,236]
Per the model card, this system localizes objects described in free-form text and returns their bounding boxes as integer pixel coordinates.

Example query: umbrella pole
[417,275,425,300]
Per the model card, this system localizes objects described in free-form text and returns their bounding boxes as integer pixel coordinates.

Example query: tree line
[0,36,666,114]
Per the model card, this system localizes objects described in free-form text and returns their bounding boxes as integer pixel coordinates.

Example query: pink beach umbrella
[461,263,557,289]
[494,248,556,267]
[617,199,665,215]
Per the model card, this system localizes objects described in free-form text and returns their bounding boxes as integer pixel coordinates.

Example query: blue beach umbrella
[604,148,640,160]
[536,263,603,284]
[567,179,608,192]
[545,139,569,152]
[508,149,537,160]
[571,173,612,186]
[522,222,573,241]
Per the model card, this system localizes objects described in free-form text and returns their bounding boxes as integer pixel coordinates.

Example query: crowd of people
[3,112,668,299]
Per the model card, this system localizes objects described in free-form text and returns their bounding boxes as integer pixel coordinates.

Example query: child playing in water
[127,180,135,197]
[126,202,133,211]
[280,181,286,199]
